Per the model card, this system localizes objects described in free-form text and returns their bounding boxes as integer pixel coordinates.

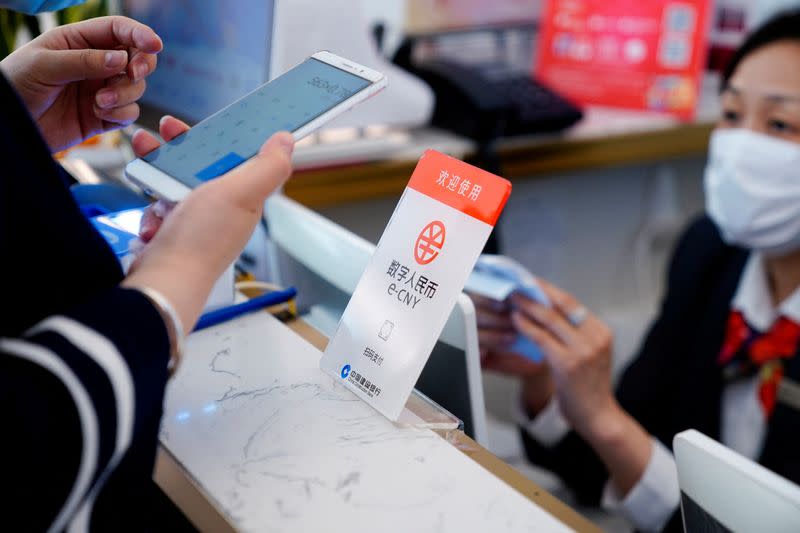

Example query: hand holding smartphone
[125,51,387,201]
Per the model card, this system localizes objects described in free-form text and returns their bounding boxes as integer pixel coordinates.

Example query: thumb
[213,132,294,207]
[40,48,129,83]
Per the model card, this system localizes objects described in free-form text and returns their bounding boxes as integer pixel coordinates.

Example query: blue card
[464,255,550,362]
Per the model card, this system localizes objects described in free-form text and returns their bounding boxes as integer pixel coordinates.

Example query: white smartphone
[125,51,387,201]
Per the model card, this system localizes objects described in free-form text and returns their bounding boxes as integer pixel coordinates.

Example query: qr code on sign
[659,34,690,68]
[664,4,696,33]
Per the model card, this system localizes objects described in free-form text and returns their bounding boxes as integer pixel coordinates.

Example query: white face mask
[704,129,800,256]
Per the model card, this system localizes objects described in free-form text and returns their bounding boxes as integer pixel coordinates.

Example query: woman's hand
[509,281,618,438]
[470,293,554,415]
[0,16,161,152]
[510,280,653,496]
[122,120,294,332]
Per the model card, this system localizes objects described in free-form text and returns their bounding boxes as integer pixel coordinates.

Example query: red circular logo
[414,220,446,265]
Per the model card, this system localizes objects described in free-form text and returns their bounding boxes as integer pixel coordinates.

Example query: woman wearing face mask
[473,11,800,533]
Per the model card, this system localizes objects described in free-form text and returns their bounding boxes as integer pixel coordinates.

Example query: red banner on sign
[535,0,712,119]
[407,150,511,227]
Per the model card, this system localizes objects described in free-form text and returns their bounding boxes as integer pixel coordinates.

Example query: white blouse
[514,253,800,531]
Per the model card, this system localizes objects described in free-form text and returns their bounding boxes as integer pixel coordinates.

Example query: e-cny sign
[415,221,446,265]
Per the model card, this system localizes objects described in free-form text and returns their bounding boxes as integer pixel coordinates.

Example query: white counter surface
[160,312,572,532]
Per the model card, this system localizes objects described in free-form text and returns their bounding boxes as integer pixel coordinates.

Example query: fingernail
[134,62,148,81]
[159,114,174,127]
[133,26,150,48]
[131,128,146,142]
[152,200,173,218]
[139,220,154,238]
[276,133,294,155]
[105,50,127,69]
[96,89,117,108]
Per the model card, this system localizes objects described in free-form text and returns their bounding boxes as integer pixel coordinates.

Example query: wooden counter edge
[449,431,602,533]
[284,122,714,209]
[155,446,235,533]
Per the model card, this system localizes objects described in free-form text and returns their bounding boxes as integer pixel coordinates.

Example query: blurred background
[6,1,799,531]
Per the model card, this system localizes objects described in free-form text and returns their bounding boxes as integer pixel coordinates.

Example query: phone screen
[142,57,372,188]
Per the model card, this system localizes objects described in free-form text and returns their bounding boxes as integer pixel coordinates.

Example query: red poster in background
[535,0,712,119]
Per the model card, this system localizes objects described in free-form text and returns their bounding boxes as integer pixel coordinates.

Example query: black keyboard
[492,76,584,136]
[393,38,584,140]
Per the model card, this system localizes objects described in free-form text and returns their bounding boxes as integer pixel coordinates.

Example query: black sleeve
[616,218,733,444]
[1,287,170,531]
[520,217,731,507]
[0,67,173,530]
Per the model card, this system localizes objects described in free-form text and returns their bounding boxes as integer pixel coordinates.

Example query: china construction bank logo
[414,220,446,265]
[341,364,351,379]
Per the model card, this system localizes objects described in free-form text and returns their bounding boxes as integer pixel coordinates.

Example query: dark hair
[722,9,800,88]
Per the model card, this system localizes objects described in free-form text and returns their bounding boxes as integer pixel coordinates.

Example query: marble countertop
[161,312,572,532]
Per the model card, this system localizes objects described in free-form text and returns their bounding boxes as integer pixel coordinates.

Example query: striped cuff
[7,287,170,529]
